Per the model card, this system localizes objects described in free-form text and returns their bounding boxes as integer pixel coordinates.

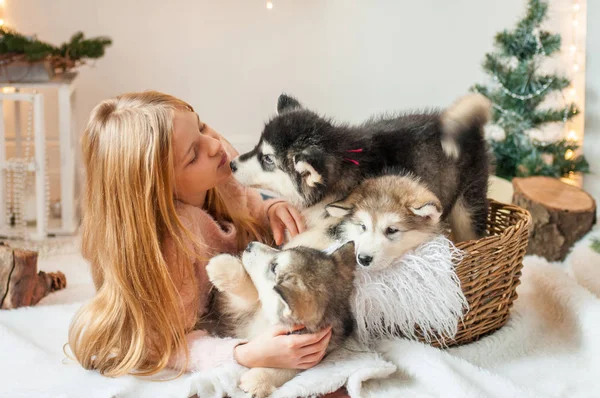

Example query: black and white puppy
[230,93,491,242]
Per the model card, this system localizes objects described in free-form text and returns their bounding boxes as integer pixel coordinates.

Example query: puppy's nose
[230,161,238,172]
[245,242,254,253]
[357,254,373,267]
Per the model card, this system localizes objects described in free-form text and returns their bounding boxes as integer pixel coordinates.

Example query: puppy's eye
[270,262,277,273]
[263,154,274,165]
[360,223,366,232]
[386,227,399,235]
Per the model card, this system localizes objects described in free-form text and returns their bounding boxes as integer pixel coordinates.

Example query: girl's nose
[204,135,222,157]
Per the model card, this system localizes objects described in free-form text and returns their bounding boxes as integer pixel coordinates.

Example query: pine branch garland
[0,27,111,73]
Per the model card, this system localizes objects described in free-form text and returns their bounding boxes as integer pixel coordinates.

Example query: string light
[491,28,553,101]
[564,0,583,175]
[266,1,273,9]
[565,149,574,160]
[493,74,554,101]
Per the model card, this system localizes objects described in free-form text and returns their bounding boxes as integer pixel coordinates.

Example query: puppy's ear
[274,278,322,324]
[410,200,442,222]
[273,285,293,319]
[325,197,354,218]
[277,94,302,114]
[331,241,356,270]
[293,147,325,188]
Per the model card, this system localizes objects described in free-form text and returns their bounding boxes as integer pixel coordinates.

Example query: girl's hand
[234,325,332,369]
[322,388,350,398]
[267,202,306,245]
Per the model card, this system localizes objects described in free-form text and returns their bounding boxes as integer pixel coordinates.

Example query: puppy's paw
[239,368,276,398]
[206,254,245,291]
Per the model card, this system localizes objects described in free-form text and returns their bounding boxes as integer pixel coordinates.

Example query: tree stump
[0,244,67,309]
[512,176,596,261]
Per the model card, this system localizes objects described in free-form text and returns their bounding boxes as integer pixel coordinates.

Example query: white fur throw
[3,231,600,397]
[352,236,468,347]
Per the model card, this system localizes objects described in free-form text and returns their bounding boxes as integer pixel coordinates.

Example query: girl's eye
[386,226,399,235]
[263,154,274,165]
[189,150,198,164]
[270,262,277,273]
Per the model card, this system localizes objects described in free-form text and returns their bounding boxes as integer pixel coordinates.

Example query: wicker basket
[427,199,532,348]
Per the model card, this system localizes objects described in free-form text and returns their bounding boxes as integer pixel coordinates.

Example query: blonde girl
[68,91,333,377]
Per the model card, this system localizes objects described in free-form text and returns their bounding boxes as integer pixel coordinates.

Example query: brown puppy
[325,174,444,270]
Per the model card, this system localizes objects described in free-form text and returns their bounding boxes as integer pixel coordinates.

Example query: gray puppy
[205,241,356,398]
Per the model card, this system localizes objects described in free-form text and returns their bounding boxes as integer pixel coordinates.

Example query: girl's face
[172,110,231,207]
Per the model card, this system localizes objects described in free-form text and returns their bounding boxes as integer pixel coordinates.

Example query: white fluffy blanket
[1,229,600,398]
[352,236,467,346]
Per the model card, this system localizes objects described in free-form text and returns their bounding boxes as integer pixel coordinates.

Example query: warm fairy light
[563,0,581,185]
[0,19,4,27]
[564,0,583,154]
[266,1,273,9]
[2,87,15,93]
[565,149,574,160]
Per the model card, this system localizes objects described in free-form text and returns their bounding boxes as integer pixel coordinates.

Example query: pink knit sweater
[165,142,282,372]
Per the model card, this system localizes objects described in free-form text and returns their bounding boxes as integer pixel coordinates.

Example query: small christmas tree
[473,0,589,180]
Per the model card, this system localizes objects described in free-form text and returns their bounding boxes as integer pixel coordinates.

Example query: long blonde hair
[68,91,271,377]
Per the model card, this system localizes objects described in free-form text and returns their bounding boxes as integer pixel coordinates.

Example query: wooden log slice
[512,176,596,261]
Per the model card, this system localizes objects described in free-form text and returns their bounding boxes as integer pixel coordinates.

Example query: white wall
[3,0,585,199]
[584,1,600,206]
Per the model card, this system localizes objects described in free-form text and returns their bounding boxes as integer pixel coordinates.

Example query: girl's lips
[219,152,228,168]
